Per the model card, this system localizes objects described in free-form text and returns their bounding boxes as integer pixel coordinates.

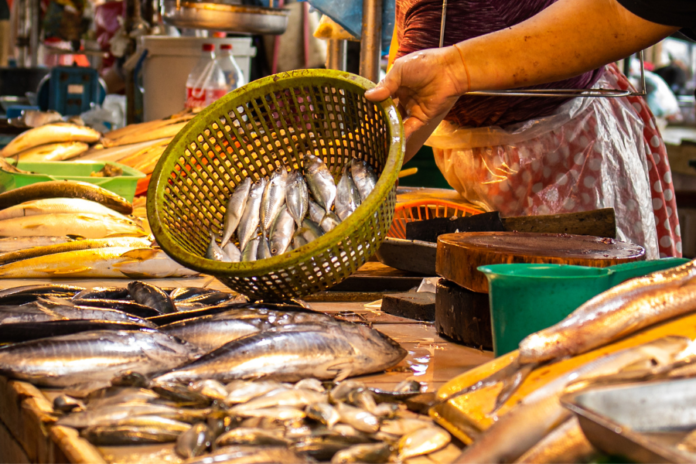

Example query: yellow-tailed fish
[15,141,89,162]
[0,213,146,238]
[0,123,101,157]
[0,198,134,221]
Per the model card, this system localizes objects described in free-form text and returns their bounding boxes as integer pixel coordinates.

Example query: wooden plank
[436,232,645,293]
[331,262,425,292]
[0,414,30,464]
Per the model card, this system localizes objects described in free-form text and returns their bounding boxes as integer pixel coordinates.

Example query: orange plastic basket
[388,200,483,239]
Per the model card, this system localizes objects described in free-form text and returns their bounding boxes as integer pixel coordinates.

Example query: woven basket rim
[147,69,404,278]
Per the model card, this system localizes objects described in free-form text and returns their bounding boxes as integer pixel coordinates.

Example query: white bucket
[139,36,256,121]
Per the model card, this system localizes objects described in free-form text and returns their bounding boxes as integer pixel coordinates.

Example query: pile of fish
[208,155,377,263]
[0,182,196,278]
[0,109,196,173]
[441,258,696,463]
[51,374,454,463]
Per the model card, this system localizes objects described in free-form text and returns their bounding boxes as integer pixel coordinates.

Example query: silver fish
[257,235,272,260]
[58,402,209,428]
[221,177,252,247]
[398,427,450,461]
[184,445,307,464]
[270,206,295,256]
[155,322,407,384]
[206,233,231,262]
[237,178,266,251]
[330,380,366,403]
[320,212,341,233]
[335,402,379,433]
[286,170,309,228]
[160,316,262,353]
[351,159,377,202]
[242,236,260,262]
[299,218,324,243]
[0,330,200,388]
[308,199,326,225]
[81,424,183,445]
[307,402,341,428]
[335,162,361,221]
[190,379,229,402]
[304,154,337,212]
[293,234,308,250]
[232,406,306,421]
[348,389,377,413]
[225,380,286,404]
[295,378,325,392]
[176,422,212,459]
[36,297,157,327]
[372,403,399,419]
[223,242,242,262]
[260,167,289,236]
[519,259,696,364]
[456,336,692,463]
[331,442,392,464]
[215,427,289,447]
[380,419,431,436]
[232,388,325,412]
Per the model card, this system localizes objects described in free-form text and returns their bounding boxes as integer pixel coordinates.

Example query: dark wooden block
[381,292,436,322]
[435,279,493,351]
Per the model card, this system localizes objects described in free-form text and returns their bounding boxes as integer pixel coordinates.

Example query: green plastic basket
[1,159,145,202]
[147,69,404,300]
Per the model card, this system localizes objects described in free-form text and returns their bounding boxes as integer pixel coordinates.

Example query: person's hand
[365,46,469,141]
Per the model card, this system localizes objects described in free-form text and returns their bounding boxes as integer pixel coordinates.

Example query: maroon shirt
[396,0,604,128]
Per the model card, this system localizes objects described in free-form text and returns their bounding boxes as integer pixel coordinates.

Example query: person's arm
[366,0,679,162]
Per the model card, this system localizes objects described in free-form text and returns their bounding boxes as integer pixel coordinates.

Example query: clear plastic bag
[427,67,661,258]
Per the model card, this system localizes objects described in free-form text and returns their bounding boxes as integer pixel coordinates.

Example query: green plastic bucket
[479,258,690,356]
[1,160,146,202]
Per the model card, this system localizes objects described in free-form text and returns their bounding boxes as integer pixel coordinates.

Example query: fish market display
[0,180,133,214]
[0,123,101,157]
[519,259,696,364]
[455,336,693,463]
[208,156,377,263]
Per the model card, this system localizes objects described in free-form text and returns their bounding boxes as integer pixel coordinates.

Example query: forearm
[452,0,678,92]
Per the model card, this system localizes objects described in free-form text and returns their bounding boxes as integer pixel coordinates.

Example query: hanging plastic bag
[427,66,671,259]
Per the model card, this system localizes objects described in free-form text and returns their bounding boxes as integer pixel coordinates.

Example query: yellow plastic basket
[147,69,404,300]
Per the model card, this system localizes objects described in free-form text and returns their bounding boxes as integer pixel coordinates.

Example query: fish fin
[328,362,354,382]
[106,231,148,238]
[66,235,85,241]
[23,223,43,229]
[491,362,538,413]
[118,248,159,261]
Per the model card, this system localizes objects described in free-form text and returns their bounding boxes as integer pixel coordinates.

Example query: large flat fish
[519,259,696,364]
[154,322,406,384]
[0,330,201,387]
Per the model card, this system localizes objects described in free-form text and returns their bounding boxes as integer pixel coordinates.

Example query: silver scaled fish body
[257,236,272,261]
[335,162,361,221]
[221,177,252,247]
[286,170,309,228]
[270,206,295,256]
[260,167,289,237]
[242,236,260,262]
[351,159,377,202]
[223,242,242,262]
[154,322,407,384]
[206,233,231,262]
[304,154,337,212]
[237,178,266,251]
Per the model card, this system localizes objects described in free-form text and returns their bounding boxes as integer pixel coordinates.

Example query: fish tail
[492,362,538,413]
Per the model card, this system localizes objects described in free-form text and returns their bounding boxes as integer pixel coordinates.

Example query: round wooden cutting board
[436,232,646,293]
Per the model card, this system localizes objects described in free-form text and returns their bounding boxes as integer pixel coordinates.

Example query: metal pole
[326,40,347,71]
[359,0,382,82]
[29,0,39,66]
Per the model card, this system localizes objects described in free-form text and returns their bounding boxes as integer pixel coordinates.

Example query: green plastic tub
[1,160,146,202]
[479,258,691,356]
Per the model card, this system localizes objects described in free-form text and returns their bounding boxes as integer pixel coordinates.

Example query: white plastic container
[184,43,227,109]
[218,43,245,91]
[140,36,256,121]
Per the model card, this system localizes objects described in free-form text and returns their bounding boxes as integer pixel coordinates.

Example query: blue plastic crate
[46,67,102,116]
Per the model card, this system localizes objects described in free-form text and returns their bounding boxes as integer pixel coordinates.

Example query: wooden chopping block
[435,279,492,350]
[437,232,645,293]
[381,292,436,322]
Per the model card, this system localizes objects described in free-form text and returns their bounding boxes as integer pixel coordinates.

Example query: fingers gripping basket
[147,70,404,300]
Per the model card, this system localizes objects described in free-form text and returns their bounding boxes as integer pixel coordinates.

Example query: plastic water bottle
[218,44,246,91]
[184,43,228,109]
